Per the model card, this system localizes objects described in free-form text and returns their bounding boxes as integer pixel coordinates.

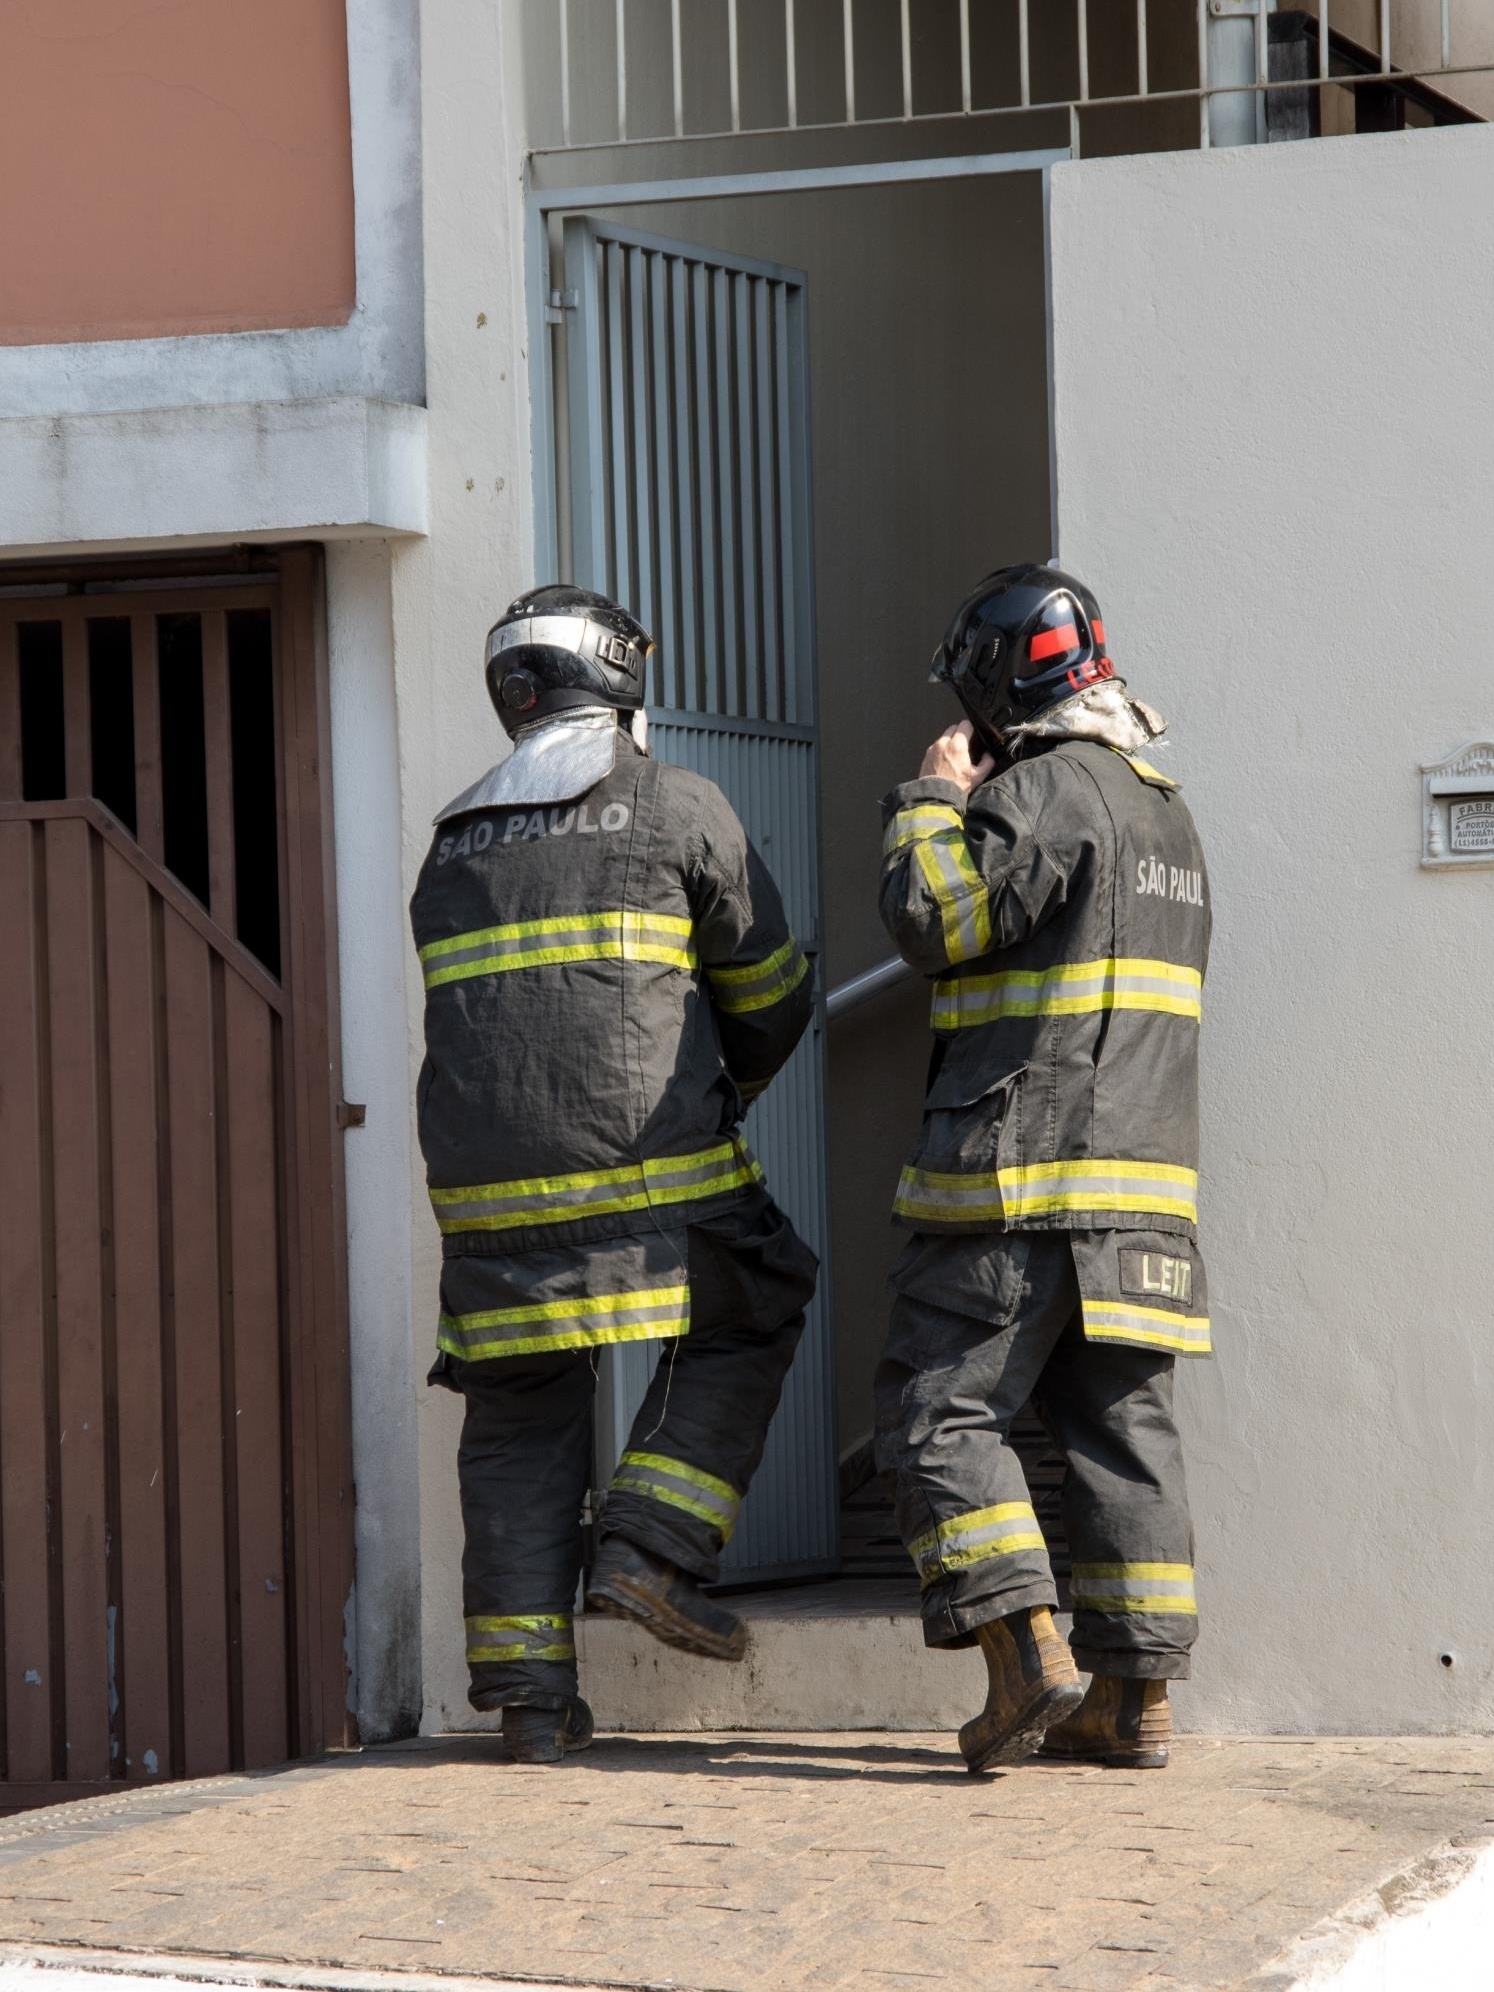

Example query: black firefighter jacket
[879,741,1212,1355]
[411,733,813,1363]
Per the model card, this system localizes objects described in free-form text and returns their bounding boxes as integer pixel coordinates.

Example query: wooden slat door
[0,553,352,1812]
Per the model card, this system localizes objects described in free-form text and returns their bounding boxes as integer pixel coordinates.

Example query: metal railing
[825,954,914,1022]
[541,0,1486,157]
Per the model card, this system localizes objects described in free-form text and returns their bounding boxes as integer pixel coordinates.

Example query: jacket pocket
[913,1059,1027,1178]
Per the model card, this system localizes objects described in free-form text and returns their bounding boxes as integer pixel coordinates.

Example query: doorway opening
[530,146,1072,1600]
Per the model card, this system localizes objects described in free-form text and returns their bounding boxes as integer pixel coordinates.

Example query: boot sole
[1039,1738,1170,1770]
[588,1577,748,1662]
[959,1679,1086,1775]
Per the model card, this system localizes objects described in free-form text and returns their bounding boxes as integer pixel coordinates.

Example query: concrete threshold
[575,1576,984,1733]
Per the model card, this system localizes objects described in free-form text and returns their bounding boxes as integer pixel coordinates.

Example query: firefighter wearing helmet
[876,564,1211,1773]
[410,584,817,1763]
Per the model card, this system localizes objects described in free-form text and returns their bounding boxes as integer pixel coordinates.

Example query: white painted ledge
[1253,1836,1494,1991]
[0,397,428,554]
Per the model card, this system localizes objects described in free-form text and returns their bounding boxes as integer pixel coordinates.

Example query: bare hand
[919,719,996,792]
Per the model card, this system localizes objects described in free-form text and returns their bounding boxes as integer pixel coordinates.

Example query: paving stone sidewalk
[0,1734,1492,1991]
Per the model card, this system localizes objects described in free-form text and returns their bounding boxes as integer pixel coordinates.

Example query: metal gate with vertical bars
[0,551,353,1811]
[558,215,837,1580]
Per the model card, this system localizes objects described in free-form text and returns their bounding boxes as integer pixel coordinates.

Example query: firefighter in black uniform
[411,586,817,1763]
[876,565,1211,1774]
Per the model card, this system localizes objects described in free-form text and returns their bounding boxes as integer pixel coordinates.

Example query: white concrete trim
[1253,1837,1494,1990]
[0,0,423,418]
[0,1949,600,1992]
[0,399,428,555]
[326,543,423,1744]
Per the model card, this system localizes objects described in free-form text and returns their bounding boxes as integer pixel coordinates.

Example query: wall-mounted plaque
[1422,742,1494,870]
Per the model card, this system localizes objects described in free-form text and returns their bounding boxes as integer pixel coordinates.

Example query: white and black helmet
[485,584,654,738]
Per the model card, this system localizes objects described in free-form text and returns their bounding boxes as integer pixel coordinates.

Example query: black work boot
[587,1538,748,1661]
[501,1696,595,1765]
[958,1606,1085,1775]
[1041,1674,1172,1769]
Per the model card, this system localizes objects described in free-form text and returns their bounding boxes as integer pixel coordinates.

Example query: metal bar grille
[537,0,1484,156]
[560,217,834,1579]
[563,220,814,729]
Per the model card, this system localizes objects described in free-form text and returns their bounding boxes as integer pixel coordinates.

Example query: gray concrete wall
[1050,123,1494,1733]
[604,175,1052,1454]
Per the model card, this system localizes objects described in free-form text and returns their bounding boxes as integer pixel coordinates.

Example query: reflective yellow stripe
[1123,754,1177,787]
[908,1502,1045,1586]
[612,1450,741,1543]
[932,957,1202,1030]
[430,1142,763,1235]
[439,1285,690,1361]
[421,910,697,989]
[1000,1159,1197,1223]
[707,935,810,1016]
[883,803,964,856]
[465,1613,576,1664]
[421,911,693,957]
[1083,1301,1212,1356]
[894,1158,1198,1226]
[913,833,993,965]
[1071,1562,1196,1616]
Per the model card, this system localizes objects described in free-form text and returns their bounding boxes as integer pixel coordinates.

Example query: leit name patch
[1119,1249,1193,1306]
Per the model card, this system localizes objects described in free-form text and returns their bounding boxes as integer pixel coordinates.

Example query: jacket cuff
[880,777,968,821]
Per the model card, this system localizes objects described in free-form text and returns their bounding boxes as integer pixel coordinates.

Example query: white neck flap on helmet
[433,707,644,824]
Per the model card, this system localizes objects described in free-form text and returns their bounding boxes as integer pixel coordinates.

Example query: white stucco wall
[1050,124,1494,1732]
[385,0,540,1734]
[326,539,424,1742]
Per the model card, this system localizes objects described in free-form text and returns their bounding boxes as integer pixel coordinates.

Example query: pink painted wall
[0,0,357,347]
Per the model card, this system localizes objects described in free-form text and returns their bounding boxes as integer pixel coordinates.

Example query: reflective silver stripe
[422,914,695,985]
[707,935,810,1016]
[883,803,963,856]
[431,1142,761,1233]
[487,614,590,658]
[1083,1302,1212,1355]
[1072,1575,1194,1602]
[464,1614,576,1663]
[1070,1562,1197,1615]
[917,834,990,964]
[611,1450,741,1541]
[933,961,1202,1028]
[438,1286,690,1361]
[907,1503,1044,1585]
[895,1172,1002,1211]
[1007,1172,1189,1202]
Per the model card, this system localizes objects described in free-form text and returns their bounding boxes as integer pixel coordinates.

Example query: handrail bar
[824,954,915,1021]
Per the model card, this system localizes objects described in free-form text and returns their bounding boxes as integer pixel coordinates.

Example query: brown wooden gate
[0,548,354,1811]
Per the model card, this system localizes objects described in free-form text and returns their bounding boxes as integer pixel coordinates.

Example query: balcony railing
[527,0,1486,159]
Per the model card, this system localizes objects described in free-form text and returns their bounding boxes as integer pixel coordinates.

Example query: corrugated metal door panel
[563,216,836,1580]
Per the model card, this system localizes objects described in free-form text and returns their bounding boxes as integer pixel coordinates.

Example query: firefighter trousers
[874,1229,1197,1679]
[448,1193,816,1709]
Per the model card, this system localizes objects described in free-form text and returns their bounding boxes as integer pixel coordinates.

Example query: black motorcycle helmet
[932,563,1117,752]
[484,584,654,737]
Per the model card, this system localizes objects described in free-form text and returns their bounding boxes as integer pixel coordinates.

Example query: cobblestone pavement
[0,1734,1492,1991]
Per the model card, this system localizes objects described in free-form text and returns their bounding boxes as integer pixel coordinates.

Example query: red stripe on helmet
[1028,622,1080,662]
[1092,619,1106,647]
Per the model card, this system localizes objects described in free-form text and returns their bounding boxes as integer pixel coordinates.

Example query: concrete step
[576,1575,994,1731]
